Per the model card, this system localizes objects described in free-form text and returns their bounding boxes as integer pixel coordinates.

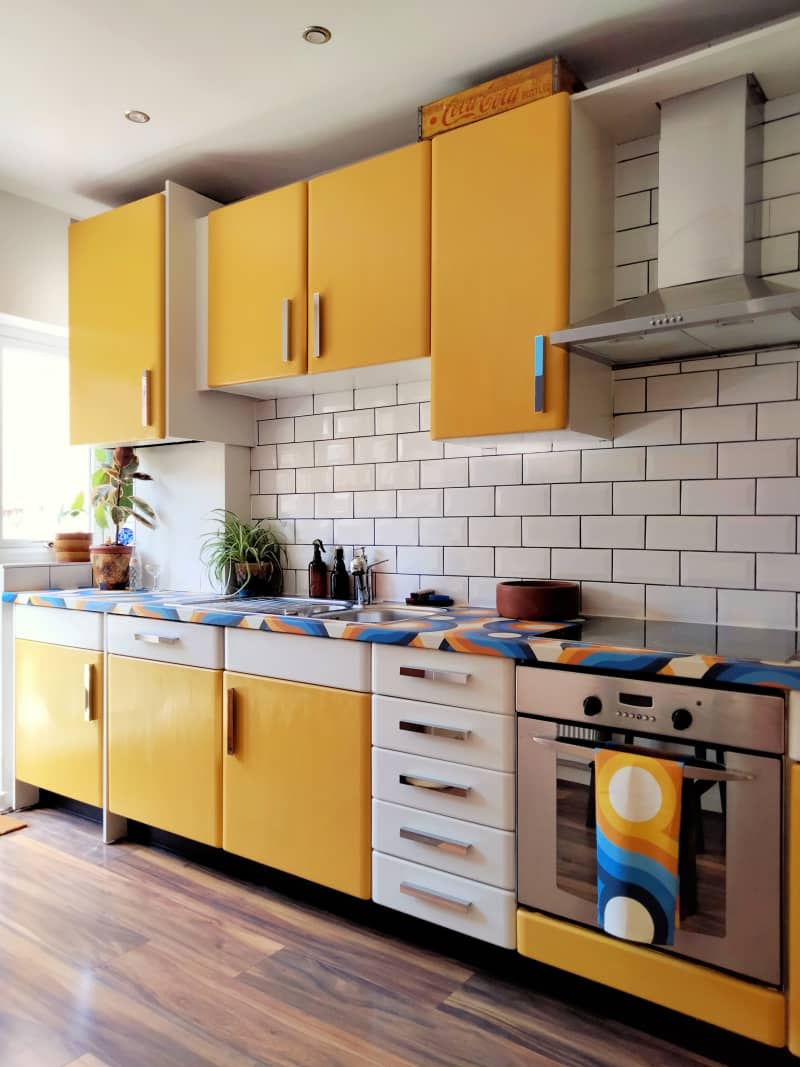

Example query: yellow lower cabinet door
[15,640,103,807]
[223,673,371,898]
[789,763,800,1054]
[108,656,222,846]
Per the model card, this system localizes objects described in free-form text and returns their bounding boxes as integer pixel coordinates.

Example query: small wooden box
[419,56,581,140]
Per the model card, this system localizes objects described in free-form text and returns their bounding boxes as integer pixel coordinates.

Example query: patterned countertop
[6,588,800,693]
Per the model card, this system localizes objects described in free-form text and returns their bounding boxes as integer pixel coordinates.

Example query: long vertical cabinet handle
[141,369,151,426]
[533,335,545,414]
[226,688,236,755]
[312,292,321,358]
[281,298,291,362]
[83,663,94,722]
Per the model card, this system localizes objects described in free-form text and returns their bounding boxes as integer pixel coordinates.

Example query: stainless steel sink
[321,606,441,624]
[165,595,353,618]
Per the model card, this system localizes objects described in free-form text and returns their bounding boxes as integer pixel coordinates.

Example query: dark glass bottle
[330,545,350,600]
[308,539,328,599]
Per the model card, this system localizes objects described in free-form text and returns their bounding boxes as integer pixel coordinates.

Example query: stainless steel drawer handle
[83,663,93,722]
[141,369,151,427]
[399,720,471,741]
[399,666,471,685]
[134,633,180,646]
[312,291,321,358]
[400,881,472,912]
[281,298,291,362]
[400,826,472,855]
[399,773,470,797]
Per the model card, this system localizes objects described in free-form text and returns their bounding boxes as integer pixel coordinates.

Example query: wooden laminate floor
[0,809,792,1067]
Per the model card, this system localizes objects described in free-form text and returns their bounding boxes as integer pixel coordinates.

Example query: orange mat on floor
[0,814,26,836]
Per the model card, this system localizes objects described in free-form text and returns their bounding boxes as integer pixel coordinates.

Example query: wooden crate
[419,56,581,140]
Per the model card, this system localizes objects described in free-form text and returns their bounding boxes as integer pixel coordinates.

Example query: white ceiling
[2,0,798,218]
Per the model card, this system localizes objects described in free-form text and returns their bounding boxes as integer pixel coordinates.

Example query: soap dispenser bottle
[330,545,350,601]
[308,539,328,599]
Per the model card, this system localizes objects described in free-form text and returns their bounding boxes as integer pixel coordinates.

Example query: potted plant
[91,447,157,589]
[202,509,286,596]
[54,491,92,562]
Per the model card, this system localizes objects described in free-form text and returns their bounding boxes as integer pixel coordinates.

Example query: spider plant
[201,509,286,594]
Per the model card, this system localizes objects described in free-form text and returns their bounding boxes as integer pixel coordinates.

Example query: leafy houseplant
[90,447,158,589]
[54,491,91,562]
[202,509,285,596]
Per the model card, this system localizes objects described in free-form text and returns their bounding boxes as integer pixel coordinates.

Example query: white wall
[0,191,70,326]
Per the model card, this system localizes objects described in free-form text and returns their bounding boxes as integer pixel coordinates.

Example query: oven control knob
[672,708,693,731]
[583,696,603,717]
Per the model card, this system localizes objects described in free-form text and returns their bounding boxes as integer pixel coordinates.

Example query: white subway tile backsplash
[682,352,755,373]
[682,552,754,589]
[468,577,505,609]
[718,363,797,405]
[255,399,276,421]
[647,371,716,411]
[296,467,333,494]
[767,194,800,237]
[314,492,353,519]
[278,494,314,519]
[646,516,715,550]
[420,403,431,432]
[444,486,496,516]
[468,517,521,547]
[398,432,444,461]
[764,92,800,121]
[613,378,645,414]
[758,401,800,440]
[523,451,580,483]
[251,494,276,519]
[355,435,398,464]
[763,112,800,159]
[582,515,644,549]
[583,447,645,482]
[615,262,648,301]
[552,482,612,515]
[646,586,717,624]
[296,519,333,545]
[375,405,419,435]
[375,572,420,601]
[717,588,796,628]
[314,390,354,414]
[757,553,800,591]
[552,549,612,582]
[615,363,681,380]
[718,440,796,478]
[259,418,294,444]
[615,135,659,162]
[261,469,296,495]
[495,547,550,579]
[335,409,375,438]
[419,517,468,546]
[295,413,333,442]
[682,406,756,443]
[495,484,550,516]
[376,461,419,490]
[420,458,469,488]
[757,478,800,514]
[757,233,800,275]
[277,396,313,418]
[582,581,645,619]
[614,480,679,515]
[397,546,443,575]
[762,155,800,200]
[718,515,796,552]
[375,518,419,546]
[354,384,396,409]
[444,547,494,576]
[251,444,277,470]
[315,439,354,466]
[614,550,678,585]
[646,443,717,480]
[354,491,396,518]
[422,574,469,602]
[397,489,443,517]
[681,479,754,515]
[397,380,429,404]
[523,516,580,547]
[278,442,314,469]
[614,410,681,446]
[615,191,650,230]
[757,347,800,365]
[469,454,522,486]
[616,153,659,195]
[333,465,375,493]
[616,224,658,265]
[334,519,374,546]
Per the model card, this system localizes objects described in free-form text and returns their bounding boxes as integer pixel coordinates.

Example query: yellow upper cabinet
[431,94,571,439]
[308,141,431,373]
[69,193,166,446]
[208,182,308,386]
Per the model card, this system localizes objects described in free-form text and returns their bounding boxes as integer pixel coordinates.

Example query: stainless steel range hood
[552,76,800,365]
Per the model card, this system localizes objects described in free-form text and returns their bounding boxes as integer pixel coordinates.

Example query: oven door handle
[530,736,755,783]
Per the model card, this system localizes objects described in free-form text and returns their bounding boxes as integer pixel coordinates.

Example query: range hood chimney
[552,75,800,364]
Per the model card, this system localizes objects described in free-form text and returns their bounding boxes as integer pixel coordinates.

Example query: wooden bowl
[496,579,580,620]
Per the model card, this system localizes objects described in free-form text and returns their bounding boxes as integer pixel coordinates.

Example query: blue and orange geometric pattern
[595,750,683,946]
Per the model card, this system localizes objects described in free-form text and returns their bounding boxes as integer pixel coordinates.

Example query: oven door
[517,715,783,986]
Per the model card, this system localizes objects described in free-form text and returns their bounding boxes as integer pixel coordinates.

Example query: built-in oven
[517,666,785,986]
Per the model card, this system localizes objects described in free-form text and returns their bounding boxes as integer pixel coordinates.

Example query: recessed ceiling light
[124,109,151,124]
[302,25,332,44]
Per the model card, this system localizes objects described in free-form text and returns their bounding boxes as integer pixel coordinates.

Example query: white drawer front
[372,645,514,713]
[372,851,516,948]
[226,627,370,691]
[14,604,103,651]
[372,747,514,831]
[372,695,514,771]
[373,799,516,890]
[108,615,223,669]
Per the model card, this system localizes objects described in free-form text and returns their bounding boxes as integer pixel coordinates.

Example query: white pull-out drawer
[108,615,223,669]
[372,851,516,948]
[372,695,514,771]
[373,799,515,890]
[372,645,514,713]
[226,628,370,691]
[14,604,103,651]
[372,747,514,831]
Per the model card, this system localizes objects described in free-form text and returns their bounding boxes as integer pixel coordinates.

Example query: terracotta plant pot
[496,579,580,620]
[54,531,92,563]
[234,561,283,597]
[90,544,132,590]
